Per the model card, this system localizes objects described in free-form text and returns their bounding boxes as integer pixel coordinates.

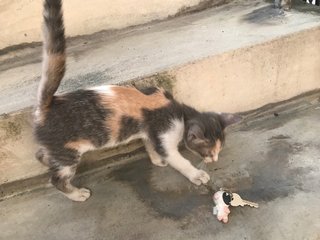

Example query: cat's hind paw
[65,188,91,202]
[189,170,210,185]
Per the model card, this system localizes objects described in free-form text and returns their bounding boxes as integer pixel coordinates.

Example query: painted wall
[171,28,320,112]
[0,0,210,49]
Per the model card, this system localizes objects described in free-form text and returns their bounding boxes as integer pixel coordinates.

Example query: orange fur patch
[212,139,222,155]
[47,53,66,77]
[100,86,170,140]
[36,53,66,124]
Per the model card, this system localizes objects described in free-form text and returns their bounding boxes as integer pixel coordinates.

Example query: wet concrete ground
[1,97,320,240]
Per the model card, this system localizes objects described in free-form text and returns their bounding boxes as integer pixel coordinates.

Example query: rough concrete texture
[1,0,320,114]
[1,93,319,240]
[172,27,320,112]
[0,110,46,185]
[0,0,228,49]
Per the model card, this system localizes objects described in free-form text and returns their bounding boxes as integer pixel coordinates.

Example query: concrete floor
[0,95,319,240]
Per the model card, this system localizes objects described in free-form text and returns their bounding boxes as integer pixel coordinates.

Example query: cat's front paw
[152,159,168,167]
[189,170,210,185]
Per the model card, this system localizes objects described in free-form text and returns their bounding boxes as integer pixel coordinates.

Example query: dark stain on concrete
[242,5,285,25]
[240,115,286,131]
[111,158,210,219]
[238,139,310,202]
[0,42,42,56]
[268,134,290,140]
[174,0,230,18]
[240,109,308,132]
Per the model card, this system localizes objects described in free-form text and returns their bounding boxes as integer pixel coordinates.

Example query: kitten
[35,0,241,202]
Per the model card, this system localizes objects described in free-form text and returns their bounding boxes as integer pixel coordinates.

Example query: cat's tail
[37,0,66,111]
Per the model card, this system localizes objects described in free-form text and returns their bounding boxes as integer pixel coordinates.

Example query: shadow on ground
[0,96,320,240]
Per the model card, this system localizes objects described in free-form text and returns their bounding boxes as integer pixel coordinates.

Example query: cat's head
[184,112,242,163]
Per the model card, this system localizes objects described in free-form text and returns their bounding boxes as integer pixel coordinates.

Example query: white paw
[204,157,213,163]
[189,170,210,186]
[65,188,91,202]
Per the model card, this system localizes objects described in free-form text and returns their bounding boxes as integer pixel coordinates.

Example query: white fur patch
[161,119,184,152]
[160,120,193,174]
[37,52,49,103]
[34,107,42,122]
[90,85,114,96]
[104,133,146,149]
[122,132,147,144]
[58,166,74,178]
[77,143,96,154]
[64,188,91,202]
[98,132,146,151]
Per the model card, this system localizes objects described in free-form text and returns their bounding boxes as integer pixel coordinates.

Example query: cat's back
[94,85,172,117]
[34,85,174,146]
[36,85,172,123]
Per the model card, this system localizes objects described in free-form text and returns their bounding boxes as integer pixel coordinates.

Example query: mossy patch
[127,72,176,93]
[0,120,22,143]
[0,112,30,143]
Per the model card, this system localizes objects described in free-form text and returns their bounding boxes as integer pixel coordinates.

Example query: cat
[34,0,242,202]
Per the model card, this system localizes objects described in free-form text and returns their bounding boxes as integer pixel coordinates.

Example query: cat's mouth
[213,154,219,162]
[204,155,219,163]
[184,143,218,163]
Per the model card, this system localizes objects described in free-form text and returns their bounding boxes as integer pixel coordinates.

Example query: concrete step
[0,0,320,200]
[1,90,319,201]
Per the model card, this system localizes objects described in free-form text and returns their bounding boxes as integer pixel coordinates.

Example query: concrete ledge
[0,144,147,201]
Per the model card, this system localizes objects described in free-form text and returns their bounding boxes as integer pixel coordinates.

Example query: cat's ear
[219,113,243,129]
[187,123,207,144]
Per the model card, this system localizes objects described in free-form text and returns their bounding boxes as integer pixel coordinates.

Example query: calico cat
[34,0,241,202]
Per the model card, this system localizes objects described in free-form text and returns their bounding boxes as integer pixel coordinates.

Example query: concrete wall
[0,0,222,50]
[171,28,320,113]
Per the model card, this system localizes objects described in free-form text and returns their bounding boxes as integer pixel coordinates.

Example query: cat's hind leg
[35,147,51,167]
[49,149,91,202]
[51,164,91,202]
[144,140,168,167]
